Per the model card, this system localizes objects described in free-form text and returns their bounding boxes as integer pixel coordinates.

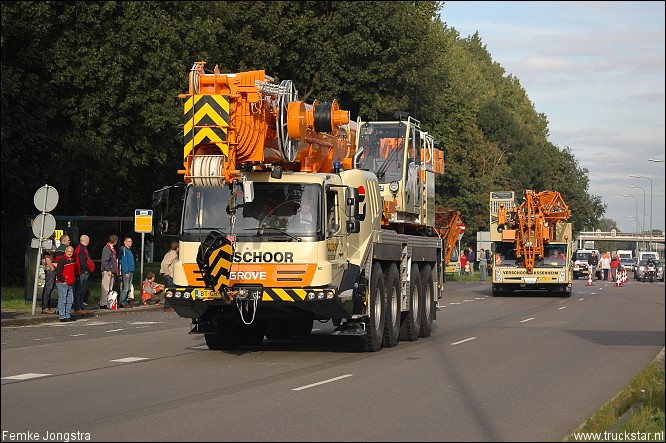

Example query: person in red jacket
[610,253,620,281]
[73,234,95,315]
[55,245,76,322]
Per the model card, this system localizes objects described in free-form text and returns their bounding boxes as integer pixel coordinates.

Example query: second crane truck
[489,190,573,297]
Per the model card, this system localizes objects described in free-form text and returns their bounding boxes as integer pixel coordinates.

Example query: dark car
[634,259,664,282]
[619,257,636,273]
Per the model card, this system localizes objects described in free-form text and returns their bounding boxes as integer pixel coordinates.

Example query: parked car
[619,257,636,273]
[634,259,664,282]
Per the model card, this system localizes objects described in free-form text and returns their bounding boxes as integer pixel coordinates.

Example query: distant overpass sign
[134,209,153,233]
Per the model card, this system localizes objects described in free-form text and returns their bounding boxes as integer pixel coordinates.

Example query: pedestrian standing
[479,248,488,281]
[118,237,135,308]
[610,253,620,281]
[119,237,135,308]
[99,235,119,309]
[53,234,71,264]
[460,253,468,275]
[160,241,179,312]
[73,234,94,315]
[600,251,611,281]
[41,250,57,314]
[467,247,475,275]
[587,250,599,281]
[55,245,76,322]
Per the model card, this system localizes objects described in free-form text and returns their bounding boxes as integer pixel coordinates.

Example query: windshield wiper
[244,225,302,242]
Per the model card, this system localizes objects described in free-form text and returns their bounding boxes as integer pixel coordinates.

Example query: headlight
[389,181,399,193]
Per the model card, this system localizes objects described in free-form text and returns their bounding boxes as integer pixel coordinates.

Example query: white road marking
[520,318,535,323]
[451,337,477,346]
[2,373,51,380]
[110,357,149,363]
[292,374,353,391]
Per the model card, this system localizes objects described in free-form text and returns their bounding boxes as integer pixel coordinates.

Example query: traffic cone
[587,273,593,286]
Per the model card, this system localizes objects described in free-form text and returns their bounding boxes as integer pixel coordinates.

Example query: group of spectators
[460,247,490,281]
[586,250,621,281]
[41,234,179,322]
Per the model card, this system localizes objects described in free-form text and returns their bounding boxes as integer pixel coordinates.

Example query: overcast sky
[441,1,665,235]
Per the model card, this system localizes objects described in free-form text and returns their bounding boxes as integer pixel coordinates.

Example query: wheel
[399,263,422,341]
[239,320,266,346]
[265,319,292,340]
[649,273,654,283]
[382,263,400,348]
[204,332,239,350]
[291,319,313,337]
[419,264,434,338]
[364,262,385,352]
[492,284,502,297]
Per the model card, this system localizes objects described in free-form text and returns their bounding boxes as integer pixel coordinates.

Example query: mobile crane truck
[489,190,573,297]
[153,62,446,351]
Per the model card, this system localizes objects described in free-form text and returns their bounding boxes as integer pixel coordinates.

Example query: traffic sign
[458,223,466,233]
[32,213,56,239]
[135,209,153,233]
[34,185,59,212]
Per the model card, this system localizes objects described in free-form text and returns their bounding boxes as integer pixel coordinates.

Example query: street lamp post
[630,175,653,250]
[625,185,646,248]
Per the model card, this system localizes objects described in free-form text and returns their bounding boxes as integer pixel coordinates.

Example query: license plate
[194,288,216,299]
[523,277,538,284]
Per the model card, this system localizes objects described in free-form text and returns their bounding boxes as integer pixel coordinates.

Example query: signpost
[134,209,153,290]
[31,185,58,315]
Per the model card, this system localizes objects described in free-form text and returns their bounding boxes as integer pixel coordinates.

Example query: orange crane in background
[435,209,464,270]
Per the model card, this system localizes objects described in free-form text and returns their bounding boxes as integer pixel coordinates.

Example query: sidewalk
[1,302,165,327]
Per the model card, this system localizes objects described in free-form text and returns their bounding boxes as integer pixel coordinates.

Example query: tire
[239,320,266,346]
[399,263,422,341]
[419,264,434,338]
[204,332,240,350]
[291,319,313,337]
[382,263,400,348]
[364,262,386,352]
[492,284,502,297]
[265,319,292,340]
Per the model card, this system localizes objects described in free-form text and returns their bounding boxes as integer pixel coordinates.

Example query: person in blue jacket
[119,236,136,308]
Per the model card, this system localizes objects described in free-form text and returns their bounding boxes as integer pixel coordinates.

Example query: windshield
[182,183,323,240]
[493,243,568,267]
[356,123,406,183]
[574,250,597,262]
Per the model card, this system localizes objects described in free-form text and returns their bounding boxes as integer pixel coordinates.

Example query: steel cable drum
[277,80,299,162]
[191,155,225,187]
[313,102,333,133]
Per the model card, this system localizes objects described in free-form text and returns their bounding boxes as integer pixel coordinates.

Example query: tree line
[0,1,606,284]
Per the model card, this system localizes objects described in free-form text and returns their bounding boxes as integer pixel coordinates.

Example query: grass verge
[562,349,665,441]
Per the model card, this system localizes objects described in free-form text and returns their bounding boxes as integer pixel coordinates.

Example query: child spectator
[141,272,164,306]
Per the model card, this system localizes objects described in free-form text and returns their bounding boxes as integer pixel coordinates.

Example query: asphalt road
[1,278,664,442]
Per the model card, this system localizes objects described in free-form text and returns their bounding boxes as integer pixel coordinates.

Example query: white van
[638,251,659,262]
[616,250,633,260]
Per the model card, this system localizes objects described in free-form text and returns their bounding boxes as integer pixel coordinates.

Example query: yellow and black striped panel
[207,242,233,293]
[260,288,329,302]
[184,95,229,157]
